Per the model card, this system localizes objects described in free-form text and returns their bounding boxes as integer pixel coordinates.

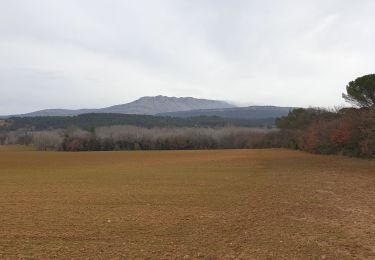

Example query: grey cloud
[0,0,374,114]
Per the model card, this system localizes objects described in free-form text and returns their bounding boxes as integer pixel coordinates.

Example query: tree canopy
[343,74,375,108]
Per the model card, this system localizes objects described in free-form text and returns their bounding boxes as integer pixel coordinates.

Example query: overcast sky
[1,0,374,114]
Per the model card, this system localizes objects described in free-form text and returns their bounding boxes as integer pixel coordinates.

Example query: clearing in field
[0,148,374,259]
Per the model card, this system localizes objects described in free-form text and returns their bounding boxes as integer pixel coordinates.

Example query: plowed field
[0,148,374,259]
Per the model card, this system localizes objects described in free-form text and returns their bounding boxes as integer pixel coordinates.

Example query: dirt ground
[0,148,374,259]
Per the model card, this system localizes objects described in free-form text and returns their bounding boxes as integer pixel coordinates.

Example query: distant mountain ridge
[99,96,234,115]
[7,96,235,117]
[158,106,294,119]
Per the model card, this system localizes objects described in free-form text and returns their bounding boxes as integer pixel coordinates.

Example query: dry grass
[0,147,374,259]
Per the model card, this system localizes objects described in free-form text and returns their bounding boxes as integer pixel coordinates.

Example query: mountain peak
[11,96,235,117]
[103,96,235,115]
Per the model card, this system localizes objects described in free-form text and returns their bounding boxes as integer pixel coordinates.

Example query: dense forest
[0,126,272,151]
[0,107,373,158]
[1,113,275,130]
[257,106,374,158]
[258,74,375,158]
[0,114,275,152]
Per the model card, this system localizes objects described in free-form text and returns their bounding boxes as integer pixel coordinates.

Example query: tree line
[255,74,375,158]
[0,126,272,151]
[3,113,275,131]
[1,74,373,158]
[254,106,374,158]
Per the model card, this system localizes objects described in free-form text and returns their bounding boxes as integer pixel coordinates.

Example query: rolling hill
[8,96,235,117]
[158,106,294,119]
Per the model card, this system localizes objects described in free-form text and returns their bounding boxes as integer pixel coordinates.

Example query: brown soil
[0,148,374,259]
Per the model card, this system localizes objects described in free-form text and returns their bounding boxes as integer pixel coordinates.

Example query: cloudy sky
[1,0,374,114]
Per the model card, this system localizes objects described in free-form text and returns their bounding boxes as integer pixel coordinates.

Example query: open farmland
[0,148,374,259]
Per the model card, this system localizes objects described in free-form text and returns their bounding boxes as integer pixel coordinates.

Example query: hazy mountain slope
[158,106,294,119]
[17,109,97,117]
[8,96,235,117]
[100,96,234,115]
